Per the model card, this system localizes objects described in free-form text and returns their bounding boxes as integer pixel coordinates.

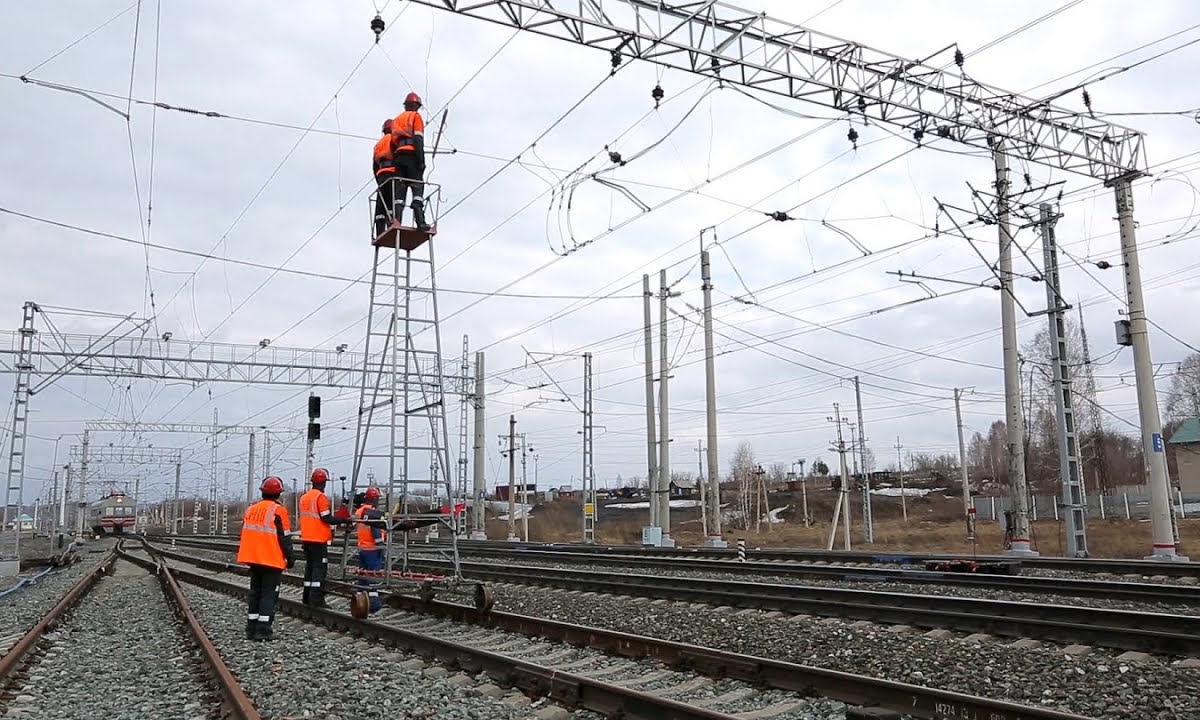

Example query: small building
[669,477,698,498]
[1169,419,1200,494]
[494,483,537,502]
[7,513,34,532]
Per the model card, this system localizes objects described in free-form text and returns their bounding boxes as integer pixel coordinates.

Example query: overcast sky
[2,0,1199,504]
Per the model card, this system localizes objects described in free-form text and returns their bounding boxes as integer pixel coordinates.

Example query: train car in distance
[88,491,136,536]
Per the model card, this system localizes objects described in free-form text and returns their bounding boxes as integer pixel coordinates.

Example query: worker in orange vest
[390,92,430,231]
[373,118,397,237]
[237,476,294,641]
[355,486,387,613]
[298,467,349,608]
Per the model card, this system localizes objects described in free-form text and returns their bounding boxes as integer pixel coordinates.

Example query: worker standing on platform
[355,486,387,613]
[298,467,348,608]
[373,118,397,237]
[237,476,294,641]
[390,92,429,231]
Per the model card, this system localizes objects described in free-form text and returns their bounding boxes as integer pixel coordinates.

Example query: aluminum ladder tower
[349,179,462,596]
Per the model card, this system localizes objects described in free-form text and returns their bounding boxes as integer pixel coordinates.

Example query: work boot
[245,620,256,640]
[253,621,273,641]
[411,201,430,231]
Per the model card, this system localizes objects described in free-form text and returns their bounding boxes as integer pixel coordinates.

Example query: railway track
[444,540,1200,580]
[157,535,1200,656]
[0,544,258,720]
[143,537,1092,720]
[436,544,1200,605]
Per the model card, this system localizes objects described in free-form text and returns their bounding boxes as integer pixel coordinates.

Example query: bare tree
[1166,353,1200,421]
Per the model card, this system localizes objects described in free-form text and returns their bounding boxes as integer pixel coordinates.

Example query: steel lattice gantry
[0,302,470,566]
[407,0,1144,180]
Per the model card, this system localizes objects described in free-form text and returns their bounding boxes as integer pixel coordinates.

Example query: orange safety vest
[373,135,395,177]
[237,500,290,569]
[298,488,333,544]
[356,504,385,549]
[390,110,424,153]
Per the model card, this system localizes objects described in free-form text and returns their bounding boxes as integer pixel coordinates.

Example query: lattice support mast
[1,302,37,564]
[1039,203,1088,557]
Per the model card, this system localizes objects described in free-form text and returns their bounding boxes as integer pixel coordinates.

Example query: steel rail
[433,545,1200,605]
[117,547,261,720]
[0,549,117,681]
[145,538,1092,720]
[418,560,1200,656]
[150,536,1200,654]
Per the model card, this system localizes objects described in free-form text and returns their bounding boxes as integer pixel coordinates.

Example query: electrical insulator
[847,127,859,149]
[610,49,621,72]
[954,47,965,69]
[857,96,867,114]
[651,83,664,109]
[1082,88,1093,114]
[607,149,623,165]
[913,128,924,145]
[370,14,385,43]
[768,211,791,222]
[937,125,952,138]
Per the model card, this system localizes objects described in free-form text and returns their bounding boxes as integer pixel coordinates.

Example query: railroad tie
[731,700,806,719]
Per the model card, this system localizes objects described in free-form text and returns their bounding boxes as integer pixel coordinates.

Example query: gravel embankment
[1,560,218,720]
[497,583,1200,720]
[0,542,114,643]
[178,581,582,720]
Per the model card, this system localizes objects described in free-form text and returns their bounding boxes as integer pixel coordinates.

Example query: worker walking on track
[298,467,348,608]
[237,476,294,641]
[390,91,430,231]
[355,486,387,614]
[373,117,397,237]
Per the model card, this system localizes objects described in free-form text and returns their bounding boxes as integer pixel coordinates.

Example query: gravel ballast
[497,583,1200,720]
[1,560,219,720]
[0,541,114,645]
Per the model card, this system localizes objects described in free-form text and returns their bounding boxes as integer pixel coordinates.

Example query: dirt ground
[486,494,1200,559]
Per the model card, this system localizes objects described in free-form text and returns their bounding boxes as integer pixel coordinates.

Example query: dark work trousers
[357,548,384,612]
[302,541,328,606]
[246,564,283,637]
[374,172,396,236]
[392,153,425,222]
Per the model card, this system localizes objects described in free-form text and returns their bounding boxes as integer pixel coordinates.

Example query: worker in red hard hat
[354,485,387,613]
[389,92,430,231]
[373,118,397,237]
[298,467,349,608]
[237,476,294,640]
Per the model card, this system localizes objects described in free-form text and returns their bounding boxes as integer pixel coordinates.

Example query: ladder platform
[373,220,437,251]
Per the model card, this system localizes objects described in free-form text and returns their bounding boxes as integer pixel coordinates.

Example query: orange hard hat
[311,468,330,485]
[261,476,284,495]
[363,486,381,502]
[404,91,422,107]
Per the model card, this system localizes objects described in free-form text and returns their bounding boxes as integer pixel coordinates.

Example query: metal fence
[972,492,1200,522]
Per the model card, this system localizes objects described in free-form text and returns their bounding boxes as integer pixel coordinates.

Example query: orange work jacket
[390,110,424,153]
[237,500,290,569]
[356,504,385,549]
[299,488,333,544]
[373,135,395,177]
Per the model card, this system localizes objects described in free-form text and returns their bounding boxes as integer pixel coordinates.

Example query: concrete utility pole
[172,461,181,535]
[993,145,1035,556]
[827,404,852,551]
[520,436,531,542]
[1039,203,1088,558]
[895,437,908,522]
[658,269,676,545]
[262,430,271,478]
[78,430,89,536]
[1112,178,1186,560]
[642,274,660,533]
[245,431,256,505]
[853,376,873,543]
[954,388,975,541]
[700,247,724,547]
[506,414,517,542]
[471,351,487,540]
[696,440,707,535]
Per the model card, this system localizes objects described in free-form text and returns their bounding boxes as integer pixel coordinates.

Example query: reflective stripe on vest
[237,500,287,569]
[299,489,333,544]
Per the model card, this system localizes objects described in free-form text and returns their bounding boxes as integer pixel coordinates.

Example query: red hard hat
[363,486,381,502]
[261,476,284,495]
[311,468,330,485]
[405,91,422,106]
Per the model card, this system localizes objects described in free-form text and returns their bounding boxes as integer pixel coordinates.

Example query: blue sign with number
[1152,433,1164,453]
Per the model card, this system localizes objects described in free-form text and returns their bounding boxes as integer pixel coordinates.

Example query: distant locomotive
[88,492,135,536]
